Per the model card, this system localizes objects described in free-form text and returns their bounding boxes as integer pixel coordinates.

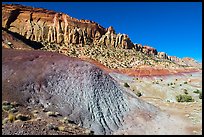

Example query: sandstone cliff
[1,4,161,56]
[2,4,201,69]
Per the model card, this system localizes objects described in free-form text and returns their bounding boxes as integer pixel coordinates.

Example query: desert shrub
[183,89,188,94]
[47,124,58,130]
[2,118,9,125]
[57,126,65,131]
[136,91,142,97]
[61,117,69,124]
[135,78,139,80]
[199,92,202,99]
[2,101,10,106]
[184,81,188,84]
[89,130,94,135]
[9,108,18,113]
[16,114,31,121]
[2,105,12,112]
[176,94,194,102]
[193,89,200,94]
[46,111,57,117]
[184,91,188,94]
[124,82,130,88]
[8,113,15,123]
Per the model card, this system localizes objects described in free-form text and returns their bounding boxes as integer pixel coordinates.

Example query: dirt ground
[110,71,202,135]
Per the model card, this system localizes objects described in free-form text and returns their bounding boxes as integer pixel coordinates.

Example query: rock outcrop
[2,4,106,47]
[2,4,143,51]
[97,27,134,49]
[142,45,158,56]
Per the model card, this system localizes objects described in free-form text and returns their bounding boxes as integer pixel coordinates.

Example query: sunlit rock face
[2,4,106,46]
[2,4,136,50]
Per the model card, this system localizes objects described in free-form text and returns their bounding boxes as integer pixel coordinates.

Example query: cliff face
[2,4,136,50]
[2,4,106,45]
[1,4,156,53]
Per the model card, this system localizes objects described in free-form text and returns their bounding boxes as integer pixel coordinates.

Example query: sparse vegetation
[124,82,130,88]
[2,118,9,125]
[176,94,194,102]
[47,124,58,130]
[16,114,31,121]
[183,81,188,84]
[46,111,57,117]
[8,113,15,123]
[136,78,139,80]
[184,91,188,94]
[89,130,94,135]
[183,89,188,94]
[58,126,65,131]
[136,91,142,97]
[61,117,69,124]
[193,89,200,94]
[199,92,202,99]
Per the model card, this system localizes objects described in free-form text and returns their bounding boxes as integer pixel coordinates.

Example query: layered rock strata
[2,4,167,59]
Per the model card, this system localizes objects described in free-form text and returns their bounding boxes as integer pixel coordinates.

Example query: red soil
[80,57,200,77]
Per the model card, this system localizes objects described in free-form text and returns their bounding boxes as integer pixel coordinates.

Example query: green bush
[184,81,188,84]
[136,91,142,97]
[199,92,202,99]
[193,89,200,94]
[176,94,194,102]
[8,113,15,123]
[183,89,188,94]
[184,91,188,94]
[124,82,130,88]
[135,78,139,80]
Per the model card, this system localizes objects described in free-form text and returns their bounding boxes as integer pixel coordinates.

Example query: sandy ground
[110,71,202,135]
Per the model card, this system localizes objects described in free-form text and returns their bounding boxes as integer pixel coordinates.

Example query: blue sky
[2,2,202,62]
